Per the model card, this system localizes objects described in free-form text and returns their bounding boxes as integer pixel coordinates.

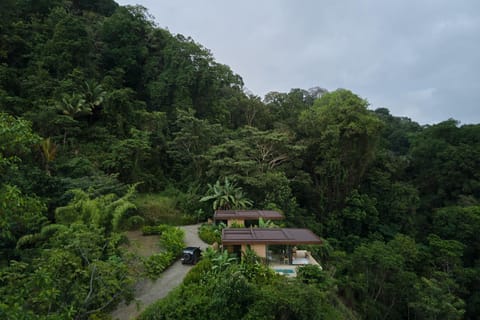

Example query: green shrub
[143,252,175,278]
[126,215,145,230]
[183,259,213,285]
[297,264,325,284]
[160,226,185,257]
[142,225,163,235]
[198,223,222,245]
[142,225,185,279]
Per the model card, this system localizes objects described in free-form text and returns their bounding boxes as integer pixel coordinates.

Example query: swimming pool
[273,268,295,275]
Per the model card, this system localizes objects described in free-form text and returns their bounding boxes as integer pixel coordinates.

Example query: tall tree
[409,120,480,211]
[299,89,383,217]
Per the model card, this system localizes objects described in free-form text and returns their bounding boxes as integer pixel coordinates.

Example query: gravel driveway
[111,224,207,320]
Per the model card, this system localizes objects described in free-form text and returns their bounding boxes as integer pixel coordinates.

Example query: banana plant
[200,177,253,210]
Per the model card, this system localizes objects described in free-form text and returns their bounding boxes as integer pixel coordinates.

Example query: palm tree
[83,80,106,111]
[56,93,89,145]
[40,138,57,175]
[57,93,89,118]
[200,177,253,210]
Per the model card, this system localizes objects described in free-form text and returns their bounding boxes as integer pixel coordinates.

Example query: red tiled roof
[214,210,284,220]
[222,228,322,245]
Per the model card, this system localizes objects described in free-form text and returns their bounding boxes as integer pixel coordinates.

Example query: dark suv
[181,247,202,265]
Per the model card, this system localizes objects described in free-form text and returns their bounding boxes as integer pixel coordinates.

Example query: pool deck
[267,250,321,277]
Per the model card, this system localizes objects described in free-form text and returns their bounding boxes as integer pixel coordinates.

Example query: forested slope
[1,1,479,319]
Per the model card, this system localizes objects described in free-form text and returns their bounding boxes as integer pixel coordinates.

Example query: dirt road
[111,224,207,320]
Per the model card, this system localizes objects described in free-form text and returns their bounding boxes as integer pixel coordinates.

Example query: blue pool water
[273,268,294,274]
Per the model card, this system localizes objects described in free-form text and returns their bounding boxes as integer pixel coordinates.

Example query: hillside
[1,1,479,319]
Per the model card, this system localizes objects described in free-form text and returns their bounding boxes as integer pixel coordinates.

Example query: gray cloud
[117,0,480,124]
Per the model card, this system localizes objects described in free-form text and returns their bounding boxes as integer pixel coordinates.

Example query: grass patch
[134,193,196,226]
[123,230,160,258]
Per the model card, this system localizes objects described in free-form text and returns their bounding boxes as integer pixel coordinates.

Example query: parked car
[181,247,202,265]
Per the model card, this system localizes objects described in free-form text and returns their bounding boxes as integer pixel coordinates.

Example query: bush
[142,225,164,235]
[126,215,145,230]
[183,259,213,285]
[297,265,325,284]
[142,225,185,279]
[198,224,222,245]
[143,252,175,278]
[160,226,185,257]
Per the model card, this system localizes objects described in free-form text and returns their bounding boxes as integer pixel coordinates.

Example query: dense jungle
[1,1,479,319]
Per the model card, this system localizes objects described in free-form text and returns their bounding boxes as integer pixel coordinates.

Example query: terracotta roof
[214,210,284,220]
[222,228,322,245]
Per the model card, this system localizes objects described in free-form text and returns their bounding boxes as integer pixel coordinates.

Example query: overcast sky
[117,0,480,124]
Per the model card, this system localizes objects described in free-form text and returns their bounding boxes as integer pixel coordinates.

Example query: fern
[16,233,42,249]
[111,201,137,232]
[40,224,68,237]
[54,185,138,232]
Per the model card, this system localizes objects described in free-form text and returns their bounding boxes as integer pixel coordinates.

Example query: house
[221,227,322,269]
[214,209,284,227]
[216,210,322,274]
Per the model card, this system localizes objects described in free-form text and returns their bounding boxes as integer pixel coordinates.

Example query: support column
[287,245,293,265]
